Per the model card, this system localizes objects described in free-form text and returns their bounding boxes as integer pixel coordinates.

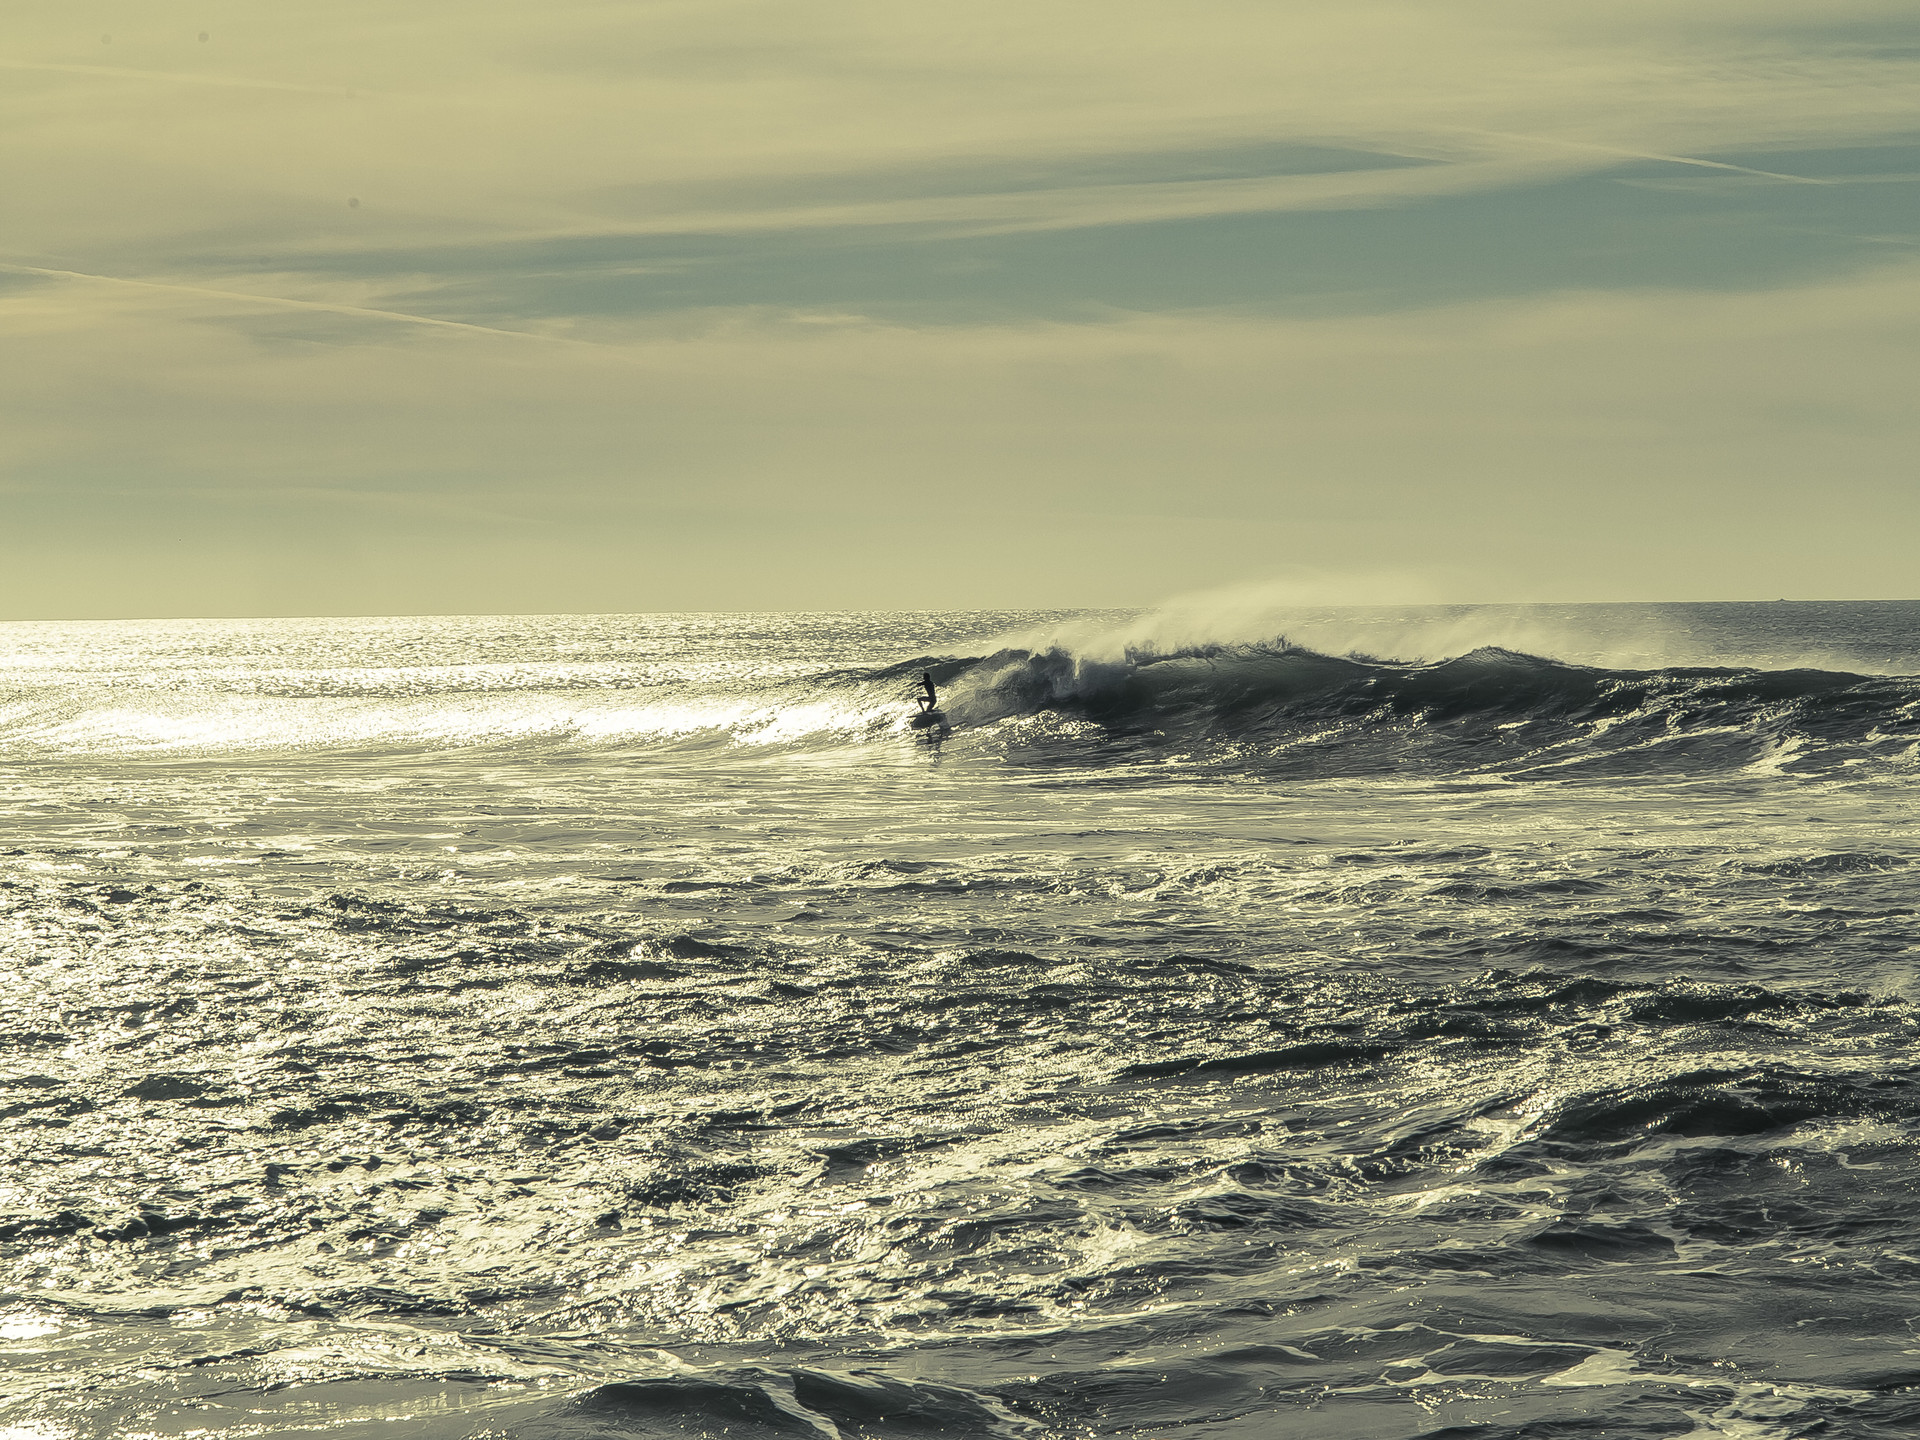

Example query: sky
[2,1,1917,618]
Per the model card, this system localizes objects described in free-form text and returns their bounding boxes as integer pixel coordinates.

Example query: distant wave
[4,639,1918,778]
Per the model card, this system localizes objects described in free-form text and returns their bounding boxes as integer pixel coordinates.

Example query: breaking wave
[4,631,1918,779]
[915,641,1920,778]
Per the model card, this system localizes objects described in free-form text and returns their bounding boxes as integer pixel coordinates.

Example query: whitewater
[3,602,1919,1439]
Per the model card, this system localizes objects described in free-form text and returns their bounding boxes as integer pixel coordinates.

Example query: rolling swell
[6,626,1918,777]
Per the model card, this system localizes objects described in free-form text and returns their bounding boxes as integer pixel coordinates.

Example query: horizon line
[2,597,1912,625]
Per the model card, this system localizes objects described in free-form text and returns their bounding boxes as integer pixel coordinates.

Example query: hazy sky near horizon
[3,1,1917,618]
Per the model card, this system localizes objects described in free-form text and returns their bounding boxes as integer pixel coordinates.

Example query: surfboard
[909,709,949,730]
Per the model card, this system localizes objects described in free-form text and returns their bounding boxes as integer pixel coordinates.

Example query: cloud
[4,246,1917,614]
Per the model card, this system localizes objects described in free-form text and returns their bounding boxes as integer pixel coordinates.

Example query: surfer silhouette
[917,672,938,712]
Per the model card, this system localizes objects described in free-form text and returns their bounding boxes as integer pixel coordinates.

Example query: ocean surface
[3,601,1920,1440]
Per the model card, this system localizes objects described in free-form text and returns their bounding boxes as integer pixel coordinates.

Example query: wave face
[926,641,1920,779]
[5,606,1916,782]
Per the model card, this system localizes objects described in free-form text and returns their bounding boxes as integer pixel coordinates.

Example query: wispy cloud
[7,3,1917,263]
[559,149,1563,240]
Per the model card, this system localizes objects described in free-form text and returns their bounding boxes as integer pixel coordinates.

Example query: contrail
[0,260,604,348]
[1457,127,1829,184]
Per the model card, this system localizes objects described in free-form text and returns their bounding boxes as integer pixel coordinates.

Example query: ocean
[2,601,1918,1439]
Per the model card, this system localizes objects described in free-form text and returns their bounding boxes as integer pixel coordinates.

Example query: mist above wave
[1018,591,1920,674]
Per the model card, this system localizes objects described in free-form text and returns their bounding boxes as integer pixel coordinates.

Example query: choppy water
[3,602,1920,1439]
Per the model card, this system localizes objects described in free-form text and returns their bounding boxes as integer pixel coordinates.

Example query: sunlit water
[3,604,1919,1439]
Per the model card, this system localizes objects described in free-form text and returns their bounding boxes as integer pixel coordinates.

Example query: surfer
[917,671,938,712]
